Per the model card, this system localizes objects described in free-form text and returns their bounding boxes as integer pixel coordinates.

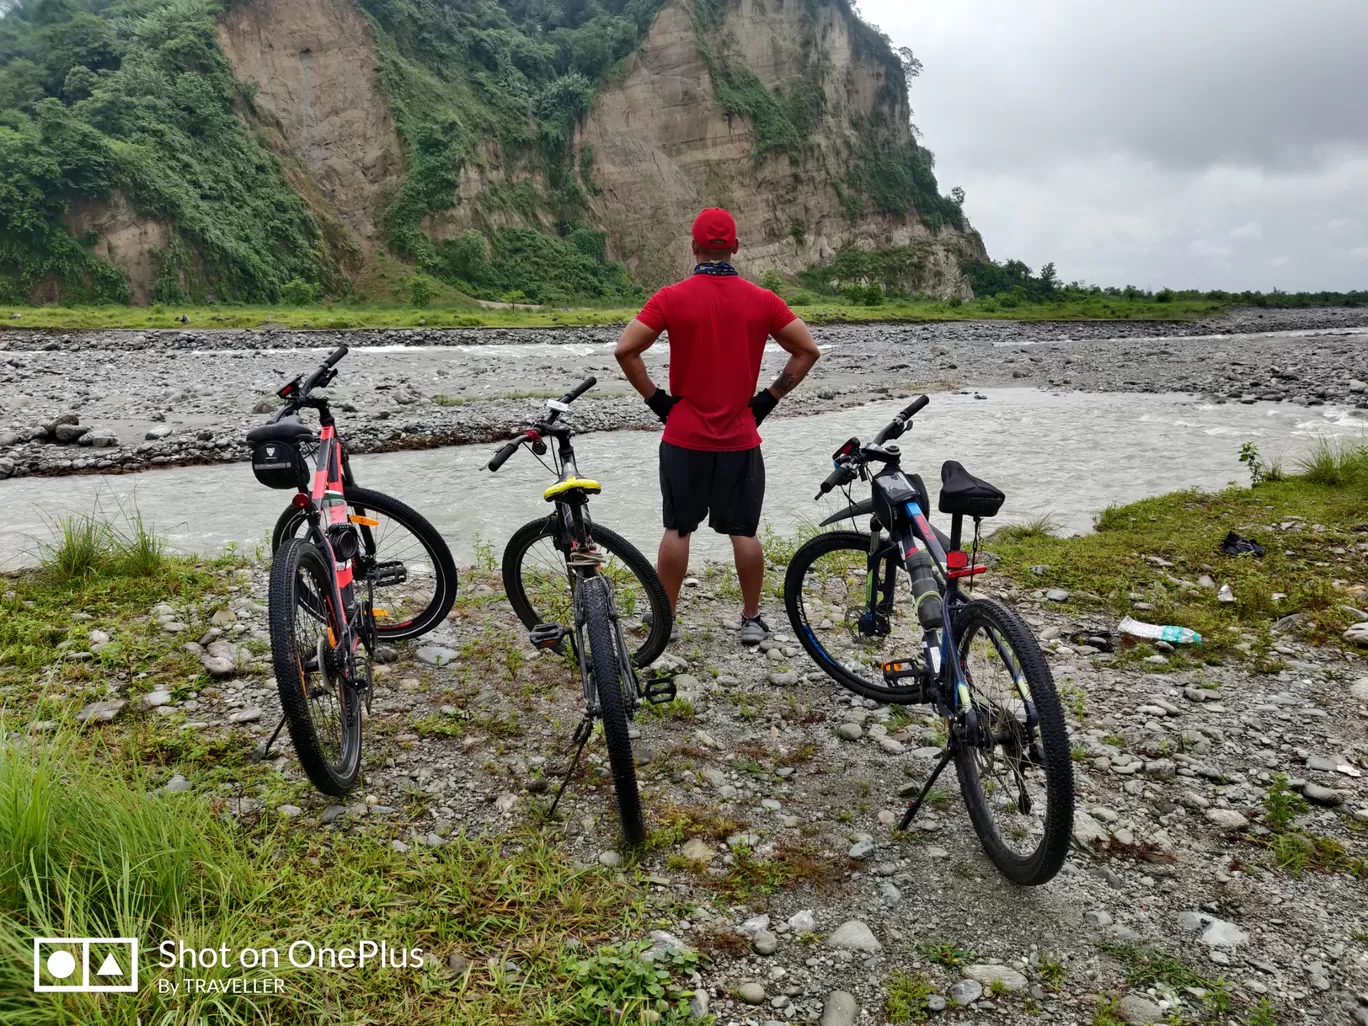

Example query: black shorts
[660,441,765,537]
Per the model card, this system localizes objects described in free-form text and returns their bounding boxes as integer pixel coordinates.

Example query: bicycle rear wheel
[274,486,457,641]
[504,517,671,667]
[952,598,1073,885]
[269,539,363,796]
[582,577,645,846]
[784,530,927,703]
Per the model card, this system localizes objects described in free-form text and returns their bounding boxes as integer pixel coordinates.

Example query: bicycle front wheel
[784,530,927,703]
[503,517,671,667]
[582,577,645,846]
[274,486,457,641]
[269,539,363,796]
[952,598,1073,885]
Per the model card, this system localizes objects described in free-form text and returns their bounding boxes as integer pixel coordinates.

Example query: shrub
[279,278,321,305]
[407,275,435,308]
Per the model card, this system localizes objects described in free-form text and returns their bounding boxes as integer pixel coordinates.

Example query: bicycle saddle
[245,416,316,445]
[939,460,1005,518]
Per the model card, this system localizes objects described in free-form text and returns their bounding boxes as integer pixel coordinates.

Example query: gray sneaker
[740,615,770,646]
[643,611,680,642]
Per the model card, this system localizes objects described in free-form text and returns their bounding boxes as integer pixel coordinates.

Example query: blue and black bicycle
[783,395,1074,885]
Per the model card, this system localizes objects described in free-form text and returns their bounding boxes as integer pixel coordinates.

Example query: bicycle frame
[853,450,1037,742]
[295,411,374,689]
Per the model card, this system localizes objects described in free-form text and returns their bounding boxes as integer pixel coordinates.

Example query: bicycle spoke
[962,625,1051,858]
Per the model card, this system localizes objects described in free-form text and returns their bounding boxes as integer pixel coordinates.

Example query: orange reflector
[349,515,379,527]
[372,609,389,618]
[327,628,337,647]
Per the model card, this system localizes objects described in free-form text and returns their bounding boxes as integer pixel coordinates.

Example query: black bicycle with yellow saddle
[487,377,673,845]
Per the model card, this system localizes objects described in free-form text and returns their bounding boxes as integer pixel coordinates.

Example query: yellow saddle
[543,477,602,501]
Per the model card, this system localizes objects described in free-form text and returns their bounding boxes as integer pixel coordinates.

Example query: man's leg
[658,530,691,614]
[709,446,768,639]
[658,441,708,615]
[731,534,764,618]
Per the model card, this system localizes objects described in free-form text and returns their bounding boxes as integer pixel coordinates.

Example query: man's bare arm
[614,319,663,398]
[764,318,820,399]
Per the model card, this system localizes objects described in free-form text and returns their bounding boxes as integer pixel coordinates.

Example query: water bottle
[1118,616,1202,646]
[907,550,943,629]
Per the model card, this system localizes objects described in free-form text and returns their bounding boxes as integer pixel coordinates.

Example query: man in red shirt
[615,208,821,644]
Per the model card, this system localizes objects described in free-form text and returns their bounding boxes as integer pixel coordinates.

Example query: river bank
[1,307,1366,481]
[3,473,1365,1024]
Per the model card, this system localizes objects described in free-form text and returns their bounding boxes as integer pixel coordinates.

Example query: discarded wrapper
[1118,616,1203,646]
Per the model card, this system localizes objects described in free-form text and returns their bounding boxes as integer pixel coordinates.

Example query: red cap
[692,208,737,249]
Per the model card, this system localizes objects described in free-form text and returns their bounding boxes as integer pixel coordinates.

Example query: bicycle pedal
[881,659,921,683]
[371,560,408,586]
[530,623,568,652]
[643,675,677,705]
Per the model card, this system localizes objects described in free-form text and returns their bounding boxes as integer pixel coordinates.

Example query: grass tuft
[1297,434,1368,486]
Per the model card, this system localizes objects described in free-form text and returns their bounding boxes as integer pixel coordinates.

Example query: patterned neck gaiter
[693,261,740,277]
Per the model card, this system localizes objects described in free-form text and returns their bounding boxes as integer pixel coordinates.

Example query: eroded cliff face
[576,0,984,293]
[64,192,169,305]
[206,0,980,297]
[216,0,404,250]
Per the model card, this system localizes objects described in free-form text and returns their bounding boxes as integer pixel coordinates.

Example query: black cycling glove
[646,387,680,423]
[749,388,779,426]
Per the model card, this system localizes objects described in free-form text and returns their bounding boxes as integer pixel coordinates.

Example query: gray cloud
[861,0,1368,290]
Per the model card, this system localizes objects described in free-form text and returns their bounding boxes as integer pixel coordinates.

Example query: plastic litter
[1118,616,1203,646]
[1220,531,1265,557]
[1217,584,1236,603]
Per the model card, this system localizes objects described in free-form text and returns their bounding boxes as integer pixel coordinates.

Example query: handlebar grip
[561,376,597,404]
[901,394,930,420]
[325,345,349,368]
[817,464,853,499]
[487,439,522,472]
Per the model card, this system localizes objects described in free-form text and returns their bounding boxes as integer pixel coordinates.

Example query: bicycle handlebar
[487,438,522,472]
[283,345,350,402]
[560,376,596,404]
[816,464,856,500]
[872,393,929,445]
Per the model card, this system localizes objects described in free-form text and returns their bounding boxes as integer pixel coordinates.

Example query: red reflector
[946,550,969,570]
[947,565,988,580]
[292,492,310,508]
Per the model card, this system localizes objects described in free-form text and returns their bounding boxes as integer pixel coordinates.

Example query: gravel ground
[59,540,1368,1026]
[2,307,1366,481]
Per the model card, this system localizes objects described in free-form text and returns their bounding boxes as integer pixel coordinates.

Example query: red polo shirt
[636,275,797,452]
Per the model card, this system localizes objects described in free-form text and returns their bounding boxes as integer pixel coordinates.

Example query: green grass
[1297,434,1368,486]
[885,971,934,1023]
[919,940,973,968]
[988,471,1368,659]
[0,292,1232,331]
[0,725,697,1025]
[1,530,225,678]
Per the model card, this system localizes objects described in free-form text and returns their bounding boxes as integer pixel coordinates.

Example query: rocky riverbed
[2,307,1366,480]
[37,542,1368,1026]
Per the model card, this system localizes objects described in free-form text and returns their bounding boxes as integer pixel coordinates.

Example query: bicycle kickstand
[254,714,289,762]
[898,747,954,831]
[545,715,595,823]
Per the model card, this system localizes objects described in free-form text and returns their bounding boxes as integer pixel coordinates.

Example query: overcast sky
[862,0,1368,292]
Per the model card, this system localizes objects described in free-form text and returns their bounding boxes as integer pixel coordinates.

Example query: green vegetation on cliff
[356,0,665,303]
[0,0,972,307]
[0,0,336,303]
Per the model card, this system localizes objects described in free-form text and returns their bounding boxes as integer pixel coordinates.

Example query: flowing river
[1,388,1364,568]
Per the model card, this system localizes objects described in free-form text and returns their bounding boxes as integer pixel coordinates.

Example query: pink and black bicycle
[247,346,456,795]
